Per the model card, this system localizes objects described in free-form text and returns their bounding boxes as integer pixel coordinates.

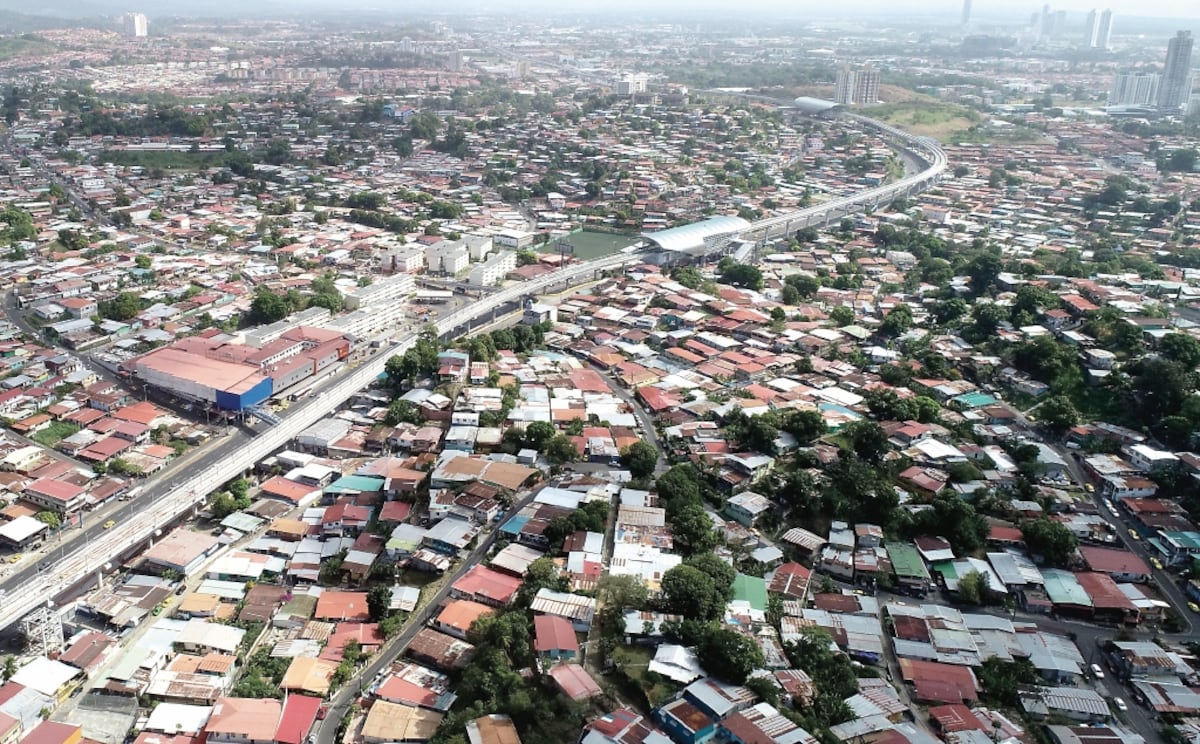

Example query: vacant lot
[864,100,982,142]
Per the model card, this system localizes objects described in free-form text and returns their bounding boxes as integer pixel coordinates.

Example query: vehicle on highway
[1114,697,1127,712]
[103,520,115,529]
[1128,528,1140,541]
[1090,664,1105,679]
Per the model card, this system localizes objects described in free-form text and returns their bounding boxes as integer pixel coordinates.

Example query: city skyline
[2,0,1200,20]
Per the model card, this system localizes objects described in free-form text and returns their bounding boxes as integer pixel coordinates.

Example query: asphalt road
[312,487,541,744]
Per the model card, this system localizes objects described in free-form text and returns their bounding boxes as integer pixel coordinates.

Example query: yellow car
[103,520,115,529]
[1190,602,1200,614]
[7,554,20,564]
[1084,484,1095,494]
[1128,528,1140,541]
[1151,557,1164,570]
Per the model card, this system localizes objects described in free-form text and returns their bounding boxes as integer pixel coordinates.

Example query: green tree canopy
[621,441,658,480]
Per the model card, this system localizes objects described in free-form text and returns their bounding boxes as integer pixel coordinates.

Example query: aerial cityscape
[0,2,1198,744]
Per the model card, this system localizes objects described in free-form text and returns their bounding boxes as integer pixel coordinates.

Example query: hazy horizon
[3,0,1199,22]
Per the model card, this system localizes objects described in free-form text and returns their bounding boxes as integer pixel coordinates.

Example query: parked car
[1091,663,1105,679]
[1114,698,1128,712]
[1128,528,1141,541]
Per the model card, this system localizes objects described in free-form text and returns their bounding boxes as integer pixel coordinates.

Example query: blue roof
[640,215,751,254]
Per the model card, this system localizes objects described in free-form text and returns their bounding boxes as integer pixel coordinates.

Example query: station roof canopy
[792,97,842,115]
[639,215,751,255]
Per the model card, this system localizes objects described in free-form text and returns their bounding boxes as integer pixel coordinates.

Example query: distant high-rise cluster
[1109,72,1159,106]
[1082,9,1114,50]
[1033,4,1067,40]
[121,11,147,39]
[1157,30,1195,112]
[834,65,879,106]
[961,0,971,28]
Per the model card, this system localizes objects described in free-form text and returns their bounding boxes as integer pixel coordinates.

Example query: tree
[828,306,855,327]
[1161,333,1200,369]
[210,491,238,519]
[385,400,425,426]
[842,420,889,463]
[34,511,60,529]
[670,502,719,556]
[661,564,724,620]
[519,556,566,605]
[656,464,703,511]
[621,441,658,480]
[598,573,648,613]
[686,554,736,601]
[957,570,988,604]
[544,434,579,465]
[903,492,987,555]
[1037,395,1080,435]
[697,626,763,683]
[522,421,555,450]
[1,656,14,682]
[249,287,290,325]
[977,657,1038,708]
[879,303,913,336]
[783,627,859,725]
[98,291,142,322]
[716,259,763,290]
[778,408,825,444]
[966,252,1002,295]
[367,585,392,622]
[1021,518,1078,567]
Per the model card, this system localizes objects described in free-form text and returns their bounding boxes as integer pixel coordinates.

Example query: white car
[1114,697,1128,712]
[1091,663,1105,679]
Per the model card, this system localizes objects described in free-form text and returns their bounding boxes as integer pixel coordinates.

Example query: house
[466,715,522,744]
[205,697,283,744]
[450,565,522,608]
[436,600,494,640]
[654,699,715,744]
[682,678,758,721]
[725,492,771,527]
[533,615,578,662]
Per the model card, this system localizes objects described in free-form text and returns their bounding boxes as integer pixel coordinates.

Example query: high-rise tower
[1158,30,1195,112]
[1083,10,1099,48]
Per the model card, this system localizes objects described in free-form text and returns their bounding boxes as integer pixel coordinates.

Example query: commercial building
[1158,31,1194,112]
[130,326,349,411]
[834,65,880,106]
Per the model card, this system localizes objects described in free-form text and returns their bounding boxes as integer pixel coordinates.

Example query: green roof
[885,542,931,580]
[1040,568,1093,607]
[953,391,997,409]
[326,475,385,494]
[731,573,768,612]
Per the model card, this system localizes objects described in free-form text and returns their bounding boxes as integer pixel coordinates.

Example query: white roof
[144,703,213,734]
[648,644,704,684]
[0,515,48,542]
[11,657,79,697]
